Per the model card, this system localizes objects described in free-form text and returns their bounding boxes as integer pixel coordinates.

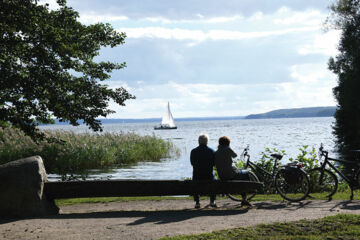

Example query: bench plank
[44,180,263,199]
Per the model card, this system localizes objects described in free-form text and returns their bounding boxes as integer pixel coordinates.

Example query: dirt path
[1,199,360,240]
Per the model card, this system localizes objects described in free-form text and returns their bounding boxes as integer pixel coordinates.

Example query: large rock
[0,156,59,217]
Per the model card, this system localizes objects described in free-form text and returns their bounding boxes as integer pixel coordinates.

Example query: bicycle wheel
[356,169,360,188]
[307,168,338,200]
[228,171,259,202]
[275,169,310,202]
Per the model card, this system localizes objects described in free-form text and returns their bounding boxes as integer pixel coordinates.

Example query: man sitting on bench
[190,133,217,209]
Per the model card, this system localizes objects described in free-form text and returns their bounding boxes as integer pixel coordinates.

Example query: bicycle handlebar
[318,143,328,158]
[240,145,250,167]
[240,145,250,156]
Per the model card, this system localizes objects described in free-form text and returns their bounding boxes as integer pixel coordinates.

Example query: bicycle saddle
[271,153,283,160]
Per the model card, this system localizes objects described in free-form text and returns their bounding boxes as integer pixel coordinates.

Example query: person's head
[198,134,209,146]
[218,136,230,147]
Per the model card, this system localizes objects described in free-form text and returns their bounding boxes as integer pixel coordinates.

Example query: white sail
[161,102,176,128]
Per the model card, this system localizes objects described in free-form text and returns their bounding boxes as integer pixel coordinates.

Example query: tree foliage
[0,0,135,140]
[327,0,360,155]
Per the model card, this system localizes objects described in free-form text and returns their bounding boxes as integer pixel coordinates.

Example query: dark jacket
[214,146,237,180]
[190,145,215,180]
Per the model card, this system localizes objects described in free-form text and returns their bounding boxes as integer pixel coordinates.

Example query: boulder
[0,156,59,217]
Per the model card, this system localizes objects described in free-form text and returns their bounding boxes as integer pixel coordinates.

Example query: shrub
[289,145,319,170]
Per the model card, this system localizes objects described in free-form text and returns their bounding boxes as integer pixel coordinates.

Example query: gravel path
[1,199,360,240]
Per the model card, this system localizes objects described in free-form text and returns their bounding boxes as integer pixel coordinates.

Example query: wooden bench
[44,179,263,199]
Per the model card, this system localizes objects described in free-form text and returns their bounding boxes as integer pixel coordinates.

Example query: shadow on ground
[0,208,250,225]
[2,200,360,225]
[329,200,360,211]
[253,200,314,210]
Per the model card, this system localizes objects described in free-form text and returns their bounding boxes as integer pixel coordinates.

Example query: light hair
[198,134,209,145]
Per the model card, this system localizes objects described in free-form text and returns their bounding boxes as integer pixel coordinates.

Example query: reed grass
[0,127,179,179]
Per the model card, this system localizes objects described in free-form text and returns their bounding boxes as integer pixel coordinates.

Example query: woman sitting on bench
[214,136,251,206]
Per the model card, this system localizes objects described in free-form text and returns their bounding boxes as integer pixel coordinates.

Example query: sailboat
[154,102,177,130]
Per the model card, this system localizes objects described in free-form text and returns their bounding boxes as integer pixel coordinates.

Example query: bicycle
[308,144,360,200]
[226,164,259,202]
[228,146,310,202]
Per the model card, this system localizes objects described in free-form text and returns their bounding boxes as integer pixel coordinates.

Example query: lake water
[41,117,336,181]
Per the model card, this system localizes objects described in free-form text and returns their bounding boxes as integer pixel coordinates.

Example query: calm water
[41,117,335,180]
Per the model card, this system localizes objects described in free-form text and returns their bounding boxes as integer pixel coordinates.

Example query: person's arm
[229,147,237,158]
[190,149,195,166]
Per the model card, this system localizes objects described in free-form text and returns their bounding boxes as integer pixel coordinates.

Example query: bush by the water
[0,127,179,179]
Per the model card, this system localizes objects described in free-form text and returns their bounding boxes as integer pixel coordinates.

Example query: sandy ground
[1,199,360,240]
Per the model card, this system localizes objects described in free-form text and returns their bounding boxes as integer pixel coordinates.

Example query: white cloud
[118,27,205,41]
[108,82,247,118]
[118,26,320,42]
[39,1,129,24]
[196,14,205,19]
[38,0,59,10]
[277,81,335,109]
[142,15,244,24]
[289,63,330,84]
[75,6,325,29]
[107,77,336,118]
[274,7,324,26]
[143,17,173,24]
[80,13,128,24]
[76,12,245,26]
[109,7,325,44]
[61,2,338,119]
[298,30,340,56]
[205,15,244,23]
[208,27,319,40]
[66,0,331,22]
[276,63,337,108]
[104,80,133,92]
[248,11,264,21]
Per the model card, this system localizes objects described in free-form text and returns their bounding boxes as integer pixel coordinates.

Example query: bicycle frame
[243,150,280,186]
[241,147,310,201]
[320,150,359,187]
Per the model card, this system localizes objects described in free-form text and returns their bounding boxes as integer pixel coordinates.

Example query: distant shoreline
[245,106,336,120]
[51,116,246,125]
[47,106,336,125]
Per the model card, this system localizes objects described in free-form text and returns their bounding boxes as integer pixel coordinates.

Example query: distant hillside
[245,106,336,119]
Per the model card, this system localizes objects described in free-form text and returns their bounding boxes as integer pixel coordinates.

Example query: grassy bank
[55,196,191,206]
[54,189,360,206]
[160,214,360,240]
[0,127,179,179]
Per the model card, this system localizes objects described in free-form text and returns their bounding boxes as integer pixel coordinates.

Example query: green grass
[221,188,360,202]
[55,196,193,206]
[54,194,285,207]
[0,127,180,179]
[54,188,360,206]
[159,214,360,240]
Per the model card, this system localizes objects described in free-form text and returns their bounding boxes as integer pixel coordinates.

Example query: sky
[44,0,339,119]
